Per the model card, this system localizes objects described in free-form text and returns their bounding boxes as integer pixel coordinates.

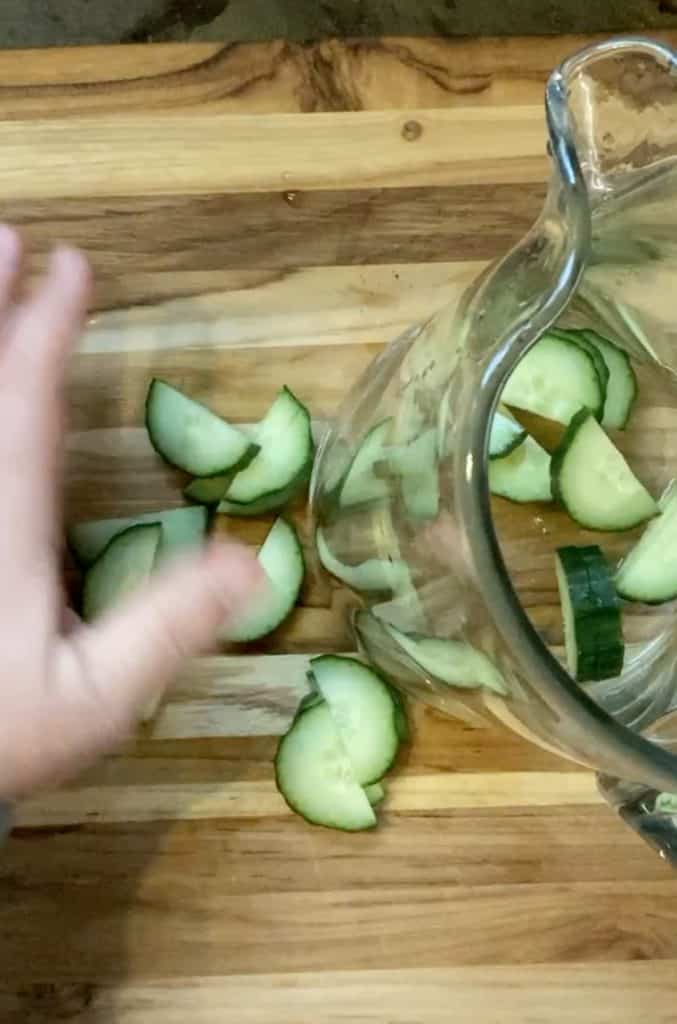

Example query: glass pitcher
[310,36,677,860]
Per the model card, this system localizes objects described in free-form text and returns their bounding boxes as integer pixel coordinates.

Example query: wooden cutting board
[1,32,677,1023]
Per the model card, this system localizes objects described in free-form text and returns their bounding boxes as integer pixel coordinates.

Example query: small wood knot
[402,120,422,142]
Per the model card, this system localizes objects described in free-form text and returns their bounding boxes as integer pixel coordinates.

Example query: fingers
[55,542,266,748]
[0,225,22,316]
[0,244,91,580]
[6,245,91,389]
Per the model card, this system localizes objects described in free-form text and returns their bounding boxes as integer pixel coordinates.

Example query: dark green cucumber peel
[388,685,410,743]
[184,473,233,506]
[555,545,624,683]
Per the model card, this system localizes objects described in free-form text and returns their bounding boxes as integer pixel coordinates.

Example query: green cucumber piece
[364,782,386,806]
[582,330,637,430]
[549,327,610,414]
[501,331,604,424]
[275,702,377,831]
[316,527,410,595]
[489,434,552,503]
[311,654,401,785]
[389,429,439,520]
[82,522,161,623]
[383,621,508,695]
[184,474,231,506]
[616,480,677,603]
[223,387,313,508]
[68,506,208,567]
[145,379,258,477]
[555,544,624,682]
[389,686,410,743]
[550,409,657,531]
[488,407,527,460]
[217,460,311,517]
[339,419,392,508]
[557,328,637,430]
[222,517,304,642]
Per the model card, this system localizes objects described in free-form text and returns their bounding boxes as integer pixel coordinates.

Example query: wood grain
[0,34,674,1023]
[0,33,675,118]
[2,963,674,1024]
[0,107,550,201]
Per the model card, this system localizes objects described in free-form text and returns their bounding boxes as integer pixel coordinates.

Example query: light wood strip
[156,654,312,738]
[78,261,479,354]
[6,962,668,1023]
[0,107,549,200]
[14,771,600,827]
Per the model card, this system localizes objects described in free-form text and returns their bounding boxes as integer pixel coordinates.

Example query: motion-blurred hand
[0,226,263,799]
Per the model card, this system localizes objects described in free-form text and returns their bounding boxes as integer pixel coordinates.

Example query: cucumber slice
[224,387,313,508]
[489,434,552,503]
[222,517,304,642]
[389,686,410,743]
[616,480,677,603]
[316,526,410,594]
[501,332,604,424]
[401,471,439,520]
[580,329,637,430]
[383,621,508,695]
[311,654,401,784]
[68,506,207,567]
[82,522,161,623]
[389,429,439,521]
[549,327,610,411]
[339,419,392,508]
[550,409,657,531]
[145,379,258,477]
[184,474,231,506]
[275,702,377,831]
[553,328,637,430]
[555,545,624,682]
[488,407,527,460]
[364,782,386,805]
[217,462,311,517]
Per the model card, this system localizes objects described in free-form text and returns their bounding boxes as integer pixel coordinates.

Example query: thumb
[53,541,265,761]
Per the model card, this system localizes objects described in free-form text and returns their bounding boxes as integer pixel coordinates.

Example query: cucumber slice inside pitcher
[501,332,605,424]
[555,544,624,682]
[550,409,657,531]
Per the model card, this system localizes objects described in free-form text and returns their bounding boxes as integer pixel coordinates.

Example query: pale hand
[0,226,264,800]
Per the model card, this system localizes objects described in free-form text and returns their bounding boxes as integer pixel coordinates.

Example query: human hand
[0,226,264,800]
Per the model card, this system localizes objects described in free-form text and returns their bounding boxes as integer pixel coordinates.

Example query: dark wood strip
[1,34,677,117]
[2,184,544,310]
